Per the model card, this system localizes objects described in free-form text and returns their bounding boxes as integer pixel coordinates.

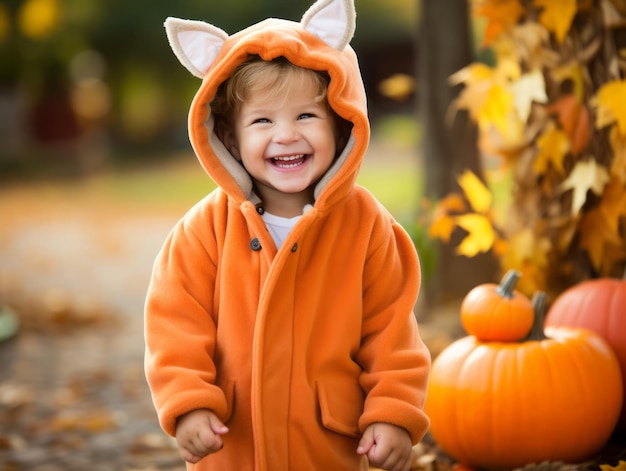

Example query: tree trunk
[417,0,499,306]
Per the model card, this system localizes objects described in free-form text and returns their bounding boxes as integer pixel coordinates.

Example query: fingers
[358,423,413,471]
[375,452,411,471]
[180,447,202,464]
[208,413,230,435]
[175,409,229,463]
[179,426,225,463]
[356,427,375,455]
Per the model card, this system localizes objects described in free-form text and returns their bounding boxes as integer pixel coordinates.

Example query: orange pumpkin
[460,270,534,341]
[426,293,623,469]
[546,271,626,430]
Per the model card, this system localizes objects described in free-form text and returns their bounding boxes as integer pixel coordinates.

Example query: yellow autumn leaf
[599,177,626,233]
[502,228,550,269]
[509,69,548,122]
[457,170,492,213]
[600,460,626,471]
[491,238,508,258]
[18,0,60,39]
[491,35,522,82]
[453,72,524,145]
[596,80,626,135]
[501,228,550,295]
[533,0,577,43]
[449,63,495,87]
[439,193,468,213]
[473,0,525,46]
[450,63,522,140]
[503,228,535,263]
[378,73,415,102]
[560,158,610,215]
[454,213,496,257]
[428,194,468,242]
[533,121,570,175]
[428,214,456,242]
[477,83,516,137]
[579,207,623,271]
[449,64,494,122]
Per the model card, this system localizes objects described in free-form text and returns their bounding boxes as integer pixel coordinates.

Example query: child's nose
[273,122,300,143]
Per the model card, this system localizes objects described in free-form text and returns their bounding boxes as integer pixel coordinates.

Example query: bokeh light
[17,0,60,39]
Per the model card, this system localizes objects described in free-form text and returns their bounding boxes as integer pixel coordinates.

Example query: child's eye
[298,113,315,120]
[253,118,271,124]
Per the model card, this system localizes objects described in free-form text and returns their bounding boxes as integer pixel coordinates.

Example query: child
[144,0,430,470]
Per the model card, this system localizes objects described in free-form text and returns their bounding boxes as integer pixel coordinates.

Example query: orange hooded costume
[144,0,430,469]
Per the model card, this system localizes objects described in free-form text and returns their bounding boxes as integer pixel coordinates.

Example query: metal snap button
[250,238,262,251]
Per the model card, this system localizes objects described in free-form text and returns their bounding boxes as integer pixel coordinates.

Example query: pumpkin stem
[495,270,521,299]
[523,291,548,341]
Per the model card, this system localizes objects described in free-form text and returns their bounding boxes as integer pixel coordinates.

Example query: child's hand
[357,422,413,471]
[175,409,229,464]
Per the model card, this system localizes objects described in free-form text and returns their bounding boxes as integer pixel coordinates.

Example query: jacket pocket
[216,377,235,422]
[317,380,364,438]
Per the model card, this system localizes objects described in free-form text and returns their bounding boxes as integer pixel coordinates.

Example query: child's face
[229,74,338,199]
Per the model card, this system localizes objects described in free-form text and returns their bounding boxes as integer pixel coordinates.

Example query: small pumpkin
[426,292,623,469]
[545,269,626,430]
[460,269,534,341]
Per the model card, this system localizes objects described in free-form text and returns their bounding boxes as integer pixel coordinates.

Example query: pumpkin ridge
[529,340,559,457]
[497,346,521,453]
[459,342,489,457]
[545,339,576,455]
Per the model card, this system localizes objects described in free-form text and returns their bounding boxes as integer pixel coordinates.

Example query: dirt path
[0,179,188,470]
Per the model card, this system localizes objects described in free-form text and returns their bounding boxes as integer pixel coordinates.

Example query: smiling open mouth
[270,154,308,169]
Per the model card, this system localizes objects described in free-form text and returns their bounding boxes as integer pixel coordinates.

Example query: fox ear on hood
[164,17,228,78]
[164,0,356,79]
[301,0,356,51]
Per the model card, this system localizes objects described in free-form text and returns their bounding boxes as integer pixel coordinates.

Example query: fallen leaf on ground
[48,410,121,433]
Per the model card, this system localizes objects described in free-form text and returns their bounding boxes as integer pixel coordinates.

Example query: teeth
[271,154,306,168]
[272,154,304,161]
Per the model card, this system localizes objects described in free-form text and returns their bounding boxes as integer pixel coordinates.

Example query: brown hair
[211,56,351,150]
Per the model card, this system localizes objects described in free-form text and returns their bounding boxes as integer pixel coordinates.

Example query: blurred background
[0,0,424,176]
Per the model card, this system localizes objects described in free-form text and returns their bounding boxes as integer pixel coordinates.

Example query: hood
[164,0,369,211]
